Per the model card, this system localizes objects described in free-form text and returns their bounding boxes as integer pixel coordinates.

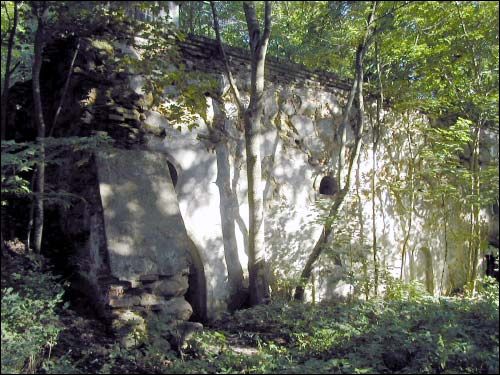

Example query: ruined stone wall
[142,35,498,306]
[7,33,497,328]
[76,34,498,319]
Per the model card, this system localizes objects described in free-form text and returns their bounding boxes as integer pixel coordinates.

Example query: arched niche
[167,160,178,187]
[184,236,208,323]
[420,247,435,294]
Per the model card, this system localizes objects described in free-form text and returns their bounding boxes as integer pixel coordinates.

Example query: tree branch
[262,1,272,45]
[243,1,261,56]
[210,1,244,114]
[49,39,80,137]
[8,61,20,76]
[2,1,11,23]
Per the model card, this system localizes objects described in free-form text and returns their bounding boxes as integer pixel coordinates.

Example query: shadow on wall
[185,235,208,323]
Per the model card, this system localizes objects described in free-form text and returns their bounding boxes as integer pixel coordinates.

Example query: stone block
[139,293,164,306]
[108,113,124,121]
[112,309,145,326]
[108,294,141,308]
[291,114,325,155]
[153,297,193,321]
[317,118,336,142]
[123,108,141,121]
[129,279,142,288]
[111,106,126,114]
[140,274,160,282]
[291,115,314,138]
[145,274,188,297]
[97,149,190,281]
[143,110,169,130]
[137,92,154,108]
[107,283,130,298]
[142,123,166,137]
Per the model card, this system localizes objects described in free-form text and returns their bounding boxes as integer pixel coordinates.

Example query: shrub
[1,256,65,374]
[383,273,429,302]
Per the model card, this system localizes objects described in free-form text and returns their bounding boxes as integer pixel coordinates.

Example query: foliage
[475,276,500,308]
[162,294,499,374]
[1,1,34,88]
[2,246,497,374]
[1,253,66,374]
[382,271,429,302]
[1,134,113,204]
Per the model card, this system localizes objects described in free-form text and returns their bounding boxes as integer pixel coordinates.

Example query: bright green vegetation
[2,249,498,374]
[165,281,500,374]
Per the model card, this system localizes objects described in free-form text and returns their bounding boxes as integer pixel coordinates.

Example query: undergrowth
[1,249,66,373]
[1,247,498,374]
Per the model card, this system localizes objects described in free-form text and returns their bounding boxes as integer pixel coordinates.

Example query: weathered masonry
[5,32,499,343]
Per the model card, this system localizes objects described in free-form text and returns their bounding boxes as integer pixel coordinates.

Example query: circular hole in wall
[319,175,338,196]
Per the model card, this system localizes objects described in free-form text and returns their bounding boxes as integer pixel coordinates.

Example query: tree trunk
[294,1,377,301]
[467,124,481,296]
[356,155,369,300]
[294,191,346,301]
[439,194,449,296]
[211,1,272,306]
[216,140,246,307]
[32,9,47,254]
[372,41,383,296]
[242,1,272,306]
[1,2,18,140]
[400,119,415,280]
[212,99,246,308]
[26,171,37,249]
[244,109,269,305]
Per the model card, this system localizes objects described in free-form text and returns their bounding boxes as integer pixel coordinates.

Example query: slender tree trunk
[371,41,382,296]
[212,99,245,308]
[210,1,272,305]
[1,1,18,140]
[216,141,246,303]
[242,1,273,306]
[1,230,5,254]
[454,2,485,297]
[244,109,269,304]
[210,1,244,114]
[439,194,449,296]
[294,1,377,301]
[336,66,360,186]
[26,171,37,250]
[400,119,415,280]
[371,134,379,295]
[467,124,481,296]
[32,9,47,254]
[356,154,369,300]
